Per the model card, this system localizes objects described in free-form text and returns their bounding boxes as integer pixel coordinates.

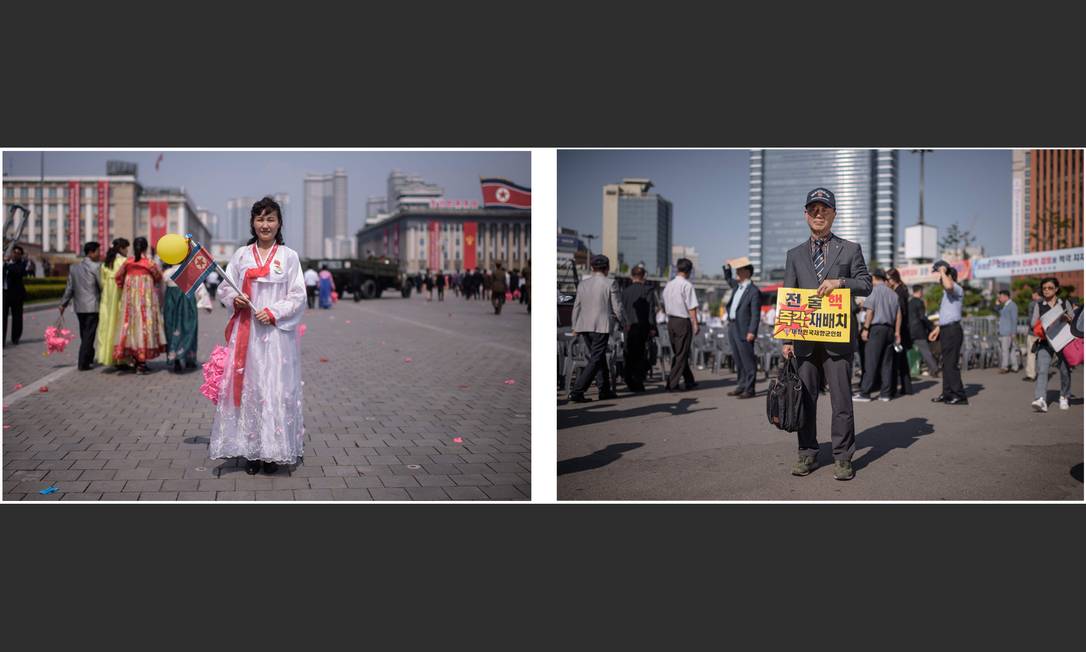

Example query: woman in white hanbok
[209,197,307,475]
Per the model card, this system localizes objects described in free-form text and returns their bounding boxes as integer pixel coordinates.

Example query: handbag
[766,357,806,433]
[1062,337,1084,367]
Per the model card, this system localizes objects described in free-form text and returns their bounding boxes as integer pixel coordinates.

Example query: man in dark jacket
[908,284,938,377]
[3,245,34,345]
[724,259,761,398]
[887,268,912,396]
[621,264,657,392]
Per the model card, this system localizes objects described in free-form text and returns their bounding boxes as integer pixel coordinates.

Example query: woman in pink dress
[113,236,167,374]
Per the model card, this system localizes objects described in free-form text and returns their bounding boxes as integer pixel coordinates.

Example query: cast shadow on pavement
[819,417,935,473]
[558,442,644,476]
[558,397,716,430]
[1071,463,1083,483]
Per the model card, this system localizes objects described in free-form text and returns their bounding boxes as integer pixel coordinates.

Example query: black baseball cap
[805,187,836,210]
[590,254,610,268]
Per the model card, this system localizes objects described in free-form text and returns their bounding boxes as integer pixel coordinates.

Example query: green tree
[939,222,977,259]
[1029,209,1077,250]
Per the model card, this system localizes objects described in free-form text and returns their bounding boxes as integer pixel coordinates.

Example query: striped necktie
[812,237,828,283]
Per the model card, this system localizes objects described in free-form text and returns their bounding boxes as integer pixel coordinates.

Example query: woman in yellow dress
[95,237,129,367]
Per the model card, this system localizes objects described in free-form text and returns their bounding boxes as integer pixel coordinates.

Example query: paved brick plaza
[3,291,530,501]
[558,362,1083,501]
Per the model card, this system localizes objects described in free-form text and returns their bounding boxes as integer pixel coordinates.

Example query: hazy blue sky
[557,149,1012,272]
[2,150,530,246]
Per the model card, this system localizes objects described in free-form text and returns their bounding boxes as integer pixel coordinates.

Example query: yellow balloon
[157,234,189,265]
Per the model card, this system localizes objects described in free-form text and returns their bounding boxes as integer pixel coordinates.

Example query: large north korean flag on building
[480,178,531,209]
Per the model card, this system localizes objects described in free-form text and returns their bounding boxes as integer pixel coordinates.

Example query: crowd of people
[2,237,213,375]
[566,186,1083,482]
[409,263,530,315]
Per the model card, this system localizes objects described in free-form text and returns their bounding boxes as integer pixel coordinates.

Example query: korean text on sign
[772,287,851,343]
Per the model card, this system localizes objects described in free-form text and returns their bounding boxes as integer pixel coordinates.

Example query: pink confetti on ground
[3,425,9,430]
[457,385,469,389]
[39,386,48,393]
[320,357,329,362]
[403,357,412,363]
[298,324,308,337]
[345,320,351,324]
[13,384,23,390]
[503,379,516,385]
[452,437,463,443]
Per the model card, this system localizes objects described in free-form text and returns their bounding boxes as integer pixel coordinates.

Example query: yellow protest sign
[772,287,851,343]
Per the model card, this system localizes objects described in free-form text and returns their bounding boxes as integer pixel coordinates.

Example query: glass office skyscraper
[748,149,898,280]
[602,178,673,276]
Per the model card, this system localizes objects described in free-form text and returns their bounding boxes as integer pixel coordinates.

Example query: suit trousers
[624,324,650,388]
[859,324,894,397]
[728,323,757,395]
[76,312,99,369]
[667,316,696,390]
[573,332,611,395]
[939,321,966,400]
[892,342,913,395]
[999,335,1016,370]
[4,290,24,344]
[913,338,939,376]
[796,344,857,461]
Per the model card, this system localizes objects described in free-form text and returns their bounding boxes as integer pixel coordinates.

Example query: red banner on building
[480,178,531,209]
[428,220,440,271]
[97,180,109,245]
[68,181,80,253]
[463,221,477,270]
[149,200,169,248]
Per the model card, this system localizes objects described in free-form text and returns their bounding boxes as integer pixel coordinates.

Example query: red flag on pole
[169,240,217,297]
[480,178,531,209]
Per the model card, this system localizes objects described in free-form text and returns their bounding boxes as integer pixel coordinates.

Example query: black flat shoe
[944,397,969,405]
[173,360,182,373]
[930,395,946,403]
[262,462,279,475]
[245,460,262,475]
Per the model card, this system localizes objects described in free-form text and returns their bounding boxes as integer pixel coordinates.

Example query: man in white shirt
[662,258,700,392]
[303,266,320,309]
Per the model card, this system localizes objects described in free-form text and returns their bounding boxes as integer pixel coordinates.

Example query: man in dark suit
[782,188,873,481]
[621,264,657,392]
[3,245,34,346]
[908,284,939,377]
[723,259,761,398]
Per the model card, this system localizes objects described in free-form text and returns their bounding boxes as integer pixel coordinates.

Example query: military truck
[305,256,412,300]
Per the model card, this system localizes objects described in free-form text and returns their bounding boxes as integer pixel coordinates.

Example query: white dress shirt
[662,274,698,318]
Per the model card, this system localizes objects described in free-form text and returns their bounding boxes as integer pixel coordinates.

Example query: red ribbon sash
[224,244,278,408]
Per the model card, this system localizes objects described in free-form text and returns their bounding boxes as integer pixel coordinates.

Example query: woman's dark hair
[132,237,149,262]
[247,196,285,245]
[104,237,130,269]
[1042,276,1060,289]
[887,268,902,285]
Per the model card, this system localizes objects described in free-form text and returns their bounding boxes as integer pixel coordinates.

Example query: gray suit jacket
[783,234,872,358]
[60,258,101,313]
[572,273,624,334]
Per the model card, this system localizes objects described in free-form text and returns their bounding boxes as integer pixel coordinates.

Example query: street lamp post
[911,149,933,225]
[582,233,597,257]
